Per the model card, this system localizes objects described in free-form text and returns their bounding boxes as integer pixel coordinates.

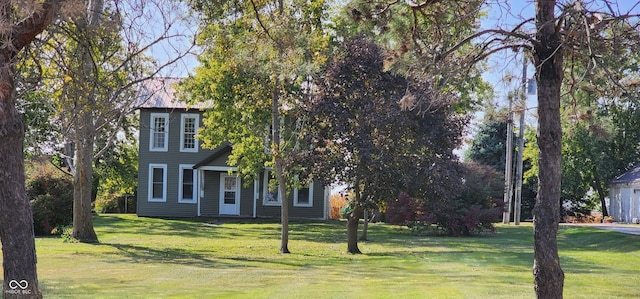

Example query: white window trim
[180,113,200,152]
[262,169,281,206]
[294,181,314,207]
[149,113,169,152]
[148,163,167,202]
[178,164,197,203]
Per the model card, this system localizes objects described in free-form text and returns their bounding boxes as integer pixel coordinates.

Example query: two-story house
[136,78,330,219]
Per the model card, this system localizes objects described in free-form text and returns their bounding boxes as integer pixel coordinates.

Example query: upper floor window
[180,114,199,152]
[150,113,169,152]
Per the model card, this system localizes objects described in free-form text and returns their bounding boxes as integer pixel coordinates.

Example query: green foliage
[182,0,331,183]
[59,226,78,243]
[94,141,138,202]
[465,118,511,172]
[15,57,58,157]
[336,0,492,113]
[26,161,74,235]
[561,101,640,216]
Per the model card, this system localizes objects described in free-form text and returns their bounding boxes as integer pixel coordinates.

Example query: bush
[428,163,504,236]
[385,192,422,225]
[386,163,504,236]
[95,193,137,214]
[27,168,74,235]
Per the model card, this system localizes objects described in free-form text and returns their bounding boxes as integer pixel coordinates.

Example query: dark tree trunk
[276,159,290,254]
[592,173,608,217]
[0,1,61,297]
[532,1,565,298]
[0,60,42,299]
[347,206,363,254]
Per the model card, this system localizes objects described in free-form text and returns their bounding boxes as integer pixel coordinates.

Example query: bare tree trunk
[360,209,368,241]
[272,81,290,254]
[70,0,103,243]
[0,62,43,299]
[72,109,98,242]
[532,1,564,297]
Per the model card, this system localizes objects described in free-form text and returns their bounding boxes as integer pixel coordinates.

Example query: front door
[219,174,240,215]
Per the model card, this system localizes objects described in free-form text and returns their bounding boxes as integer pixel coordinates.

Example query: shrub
[27,168,74,236]
[428,163,504,236]
[386,162,504,236]
[95,193,137,213]
[385,192,422,225]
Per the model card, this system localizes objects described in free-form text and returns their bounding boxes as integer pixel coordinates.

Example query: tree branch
[11,0,63,55]
[406,0,444,9]
[249,0,283,50]
[436,28,538,63]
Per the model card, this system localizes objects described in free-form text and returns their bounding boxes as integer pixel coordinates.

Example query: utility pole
[514,51,530,225]
[502,94,514,224]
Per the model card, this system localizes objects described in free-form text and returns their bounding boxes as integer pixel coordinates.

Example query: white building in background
[609,163,640,223]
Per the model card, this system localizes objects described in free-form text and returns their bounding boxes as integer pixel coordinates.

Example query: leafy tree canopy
[301,36,466,252]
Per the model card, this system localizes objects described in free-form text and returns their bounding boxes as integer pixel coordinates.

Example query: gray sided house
[136,78,330,219]
[609,163,640,223]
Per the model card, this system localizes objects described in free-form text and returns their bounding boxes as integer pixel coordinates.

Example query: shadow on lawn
[93,241,321,270]
[95,242,221,267]
[96,214,348,243]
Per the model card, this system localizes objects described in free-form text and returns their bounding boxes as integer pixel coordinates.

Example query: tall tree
[184,0,329,253]
[23,0,194,242]
[466,117,512,173]
[0,0,64,297]
[303,36,465,253]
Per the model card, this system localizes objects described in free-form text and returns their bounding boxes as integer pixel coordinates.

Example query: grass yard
[7,214,640,298]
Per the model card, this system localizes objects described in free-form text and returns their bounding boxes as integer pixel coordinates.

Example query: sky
[479,0,640,124]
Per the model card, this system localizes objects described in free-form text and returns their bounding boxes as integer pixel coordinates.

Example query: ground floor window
[148,164,167,202]
[179,164,197,203]
[263,170,281,206]
[294,181,313,207]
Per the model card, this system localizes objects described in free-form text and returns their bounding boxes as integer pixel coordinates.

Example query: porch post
[253,175,259,218]
[197,169,204,217]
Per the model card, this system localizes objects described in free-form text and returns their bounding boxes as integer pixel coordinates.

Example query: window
[180,114,199,152]
[294,181,314,207]
[148,164,167,202]
[263,170,281,206]
[179,164,197,203]
[150,113,169,151]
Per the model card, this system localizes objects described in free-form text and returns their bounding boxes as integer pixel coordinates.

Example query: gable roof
[611,163,640,185]
[193,142,233,169]
[136,78,211,109]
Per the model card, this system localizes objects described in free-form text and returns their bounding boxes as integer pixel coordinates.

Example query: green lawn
[8,214,640,298]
